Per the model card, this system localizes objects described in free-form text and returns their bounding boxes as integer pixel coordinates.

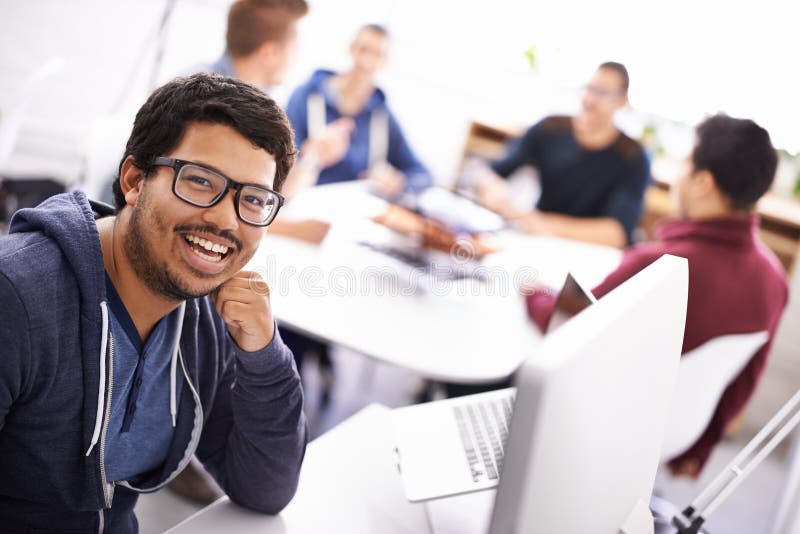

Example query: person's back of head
[112,72,296,211]
[225,0,309,86]
[692,114,778,211]
[226,0,308,58]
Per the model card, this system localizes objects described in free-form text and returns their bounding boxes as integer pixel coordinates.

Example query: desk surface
[248,183,622,383]
[166,404,431,534]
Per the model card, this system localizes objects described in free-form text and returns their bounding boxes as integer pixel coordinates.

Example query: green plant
[523,44,537,71]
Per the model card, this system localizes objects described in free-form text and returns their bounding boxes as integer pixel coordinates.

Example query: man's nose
[201,191,240,231]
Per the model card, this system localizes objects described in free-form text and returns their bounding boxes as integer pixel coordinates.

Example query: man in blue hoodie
[284,24,433,197]
[0,73,307,532]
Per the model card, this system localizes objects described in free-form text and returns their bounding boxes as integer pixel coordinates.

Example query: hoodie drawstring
[85,301,109,457]
[170,303,186,428]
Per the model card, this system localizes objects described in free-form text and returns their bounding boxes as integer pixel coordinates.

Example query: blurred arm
[514,212,628,249]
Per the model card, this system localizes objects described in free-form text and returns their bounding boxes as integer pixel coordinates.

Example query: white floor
[136,346,793,533]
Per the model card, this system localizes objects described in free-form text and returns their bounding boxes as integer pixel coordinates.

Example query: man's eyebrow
[190,159,233,179]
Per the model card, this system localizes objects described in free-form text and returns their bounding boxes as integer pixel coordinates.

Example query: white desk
[166,404,430,534]
[248,183,622,383]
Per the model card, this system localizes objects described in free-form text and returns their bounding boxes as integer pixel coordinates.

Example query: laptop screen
[545,273,597,333]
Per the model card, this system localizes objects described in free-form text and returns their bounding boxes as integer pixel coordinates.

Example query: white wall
[1,0,798,191]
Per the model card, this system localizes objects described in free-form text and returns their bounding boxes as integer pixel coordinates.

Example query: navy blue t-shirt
[490,116,650,243]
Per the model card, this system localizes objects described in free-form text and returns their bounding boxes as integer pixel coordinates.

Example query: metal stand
[672,389,800,533]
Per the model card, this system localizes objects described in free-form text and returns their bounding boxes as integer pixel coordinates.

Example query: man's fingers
[217,300,252,326]
[213,272,276,351]
[215,284,269,304]
[217,272,271,294]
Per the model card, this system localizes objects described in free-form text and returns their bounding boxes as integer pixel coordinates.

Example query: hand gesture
[303,117,355,168]
[365,162,406,197]
[211,271,275,352]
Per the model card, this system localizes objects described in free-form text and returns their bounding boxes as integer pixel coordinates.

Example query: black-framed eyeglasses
[154,157,284,227]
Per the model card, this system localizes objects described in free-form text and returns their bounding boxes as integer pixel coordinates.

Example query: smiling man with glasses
[475,61,650,249]
[0,73,306,532]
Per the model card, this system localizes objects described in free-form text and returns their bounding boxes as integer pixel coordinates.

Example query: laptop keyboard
[453,393,514,482]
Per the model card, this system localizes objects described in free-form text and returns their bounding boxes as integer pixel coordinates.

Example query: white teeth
[190,246,222,262]
[184,234,230,255]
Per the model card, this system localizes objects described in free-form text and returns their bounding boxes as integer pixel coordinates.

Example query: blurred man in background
[476,62,650,248]
[207,0,305,88]
[284,24,432,198]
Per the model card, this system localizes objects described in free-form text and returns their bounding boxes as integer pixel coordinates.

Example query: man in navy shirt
[477,62,650,247]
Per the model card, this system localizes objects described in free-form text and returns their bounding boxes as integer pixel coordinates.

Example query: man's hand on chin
[211,271,275,352]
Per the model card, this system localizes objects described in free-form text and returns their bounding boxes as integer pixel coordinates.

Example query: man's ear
[693,169,717,198]
[119,155,145,207]
[614,91,629,111]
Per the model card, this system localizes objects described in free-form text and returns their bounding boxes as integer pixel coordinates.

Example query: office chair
[661,331,769,462]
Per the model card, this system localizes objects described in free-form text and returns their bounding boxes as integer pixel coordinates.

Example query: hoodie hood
[10,191,115,317]
[307,69,387,113]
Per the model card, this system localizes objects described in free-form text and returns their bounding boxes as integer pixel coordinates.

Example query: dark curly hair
[112,72,296,210]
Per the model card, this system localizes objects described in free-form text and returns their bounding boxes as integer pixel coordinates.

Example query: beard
[124,193,218,301]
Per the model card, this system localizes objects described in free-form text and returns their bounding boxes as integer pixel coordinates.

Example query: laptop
[391,273,596,501]
[392,255,688,533]
[545,272,598,333]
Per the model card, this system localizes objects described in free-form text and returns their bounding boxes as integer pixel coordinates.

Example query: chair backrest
[661,331,769,461]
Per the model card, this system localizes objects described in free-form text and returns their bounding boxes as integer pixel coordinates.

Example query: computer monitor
[490,254,688,533]
[400,255,689,533]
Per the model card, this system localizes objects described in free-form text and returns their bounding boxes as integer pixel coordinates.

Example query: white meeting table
[247,182,622,384]
[166,404,431,534]
[167,404,494,534]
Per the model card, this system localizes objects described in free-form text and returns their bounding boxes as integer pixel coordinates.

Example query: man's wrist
[232,322,291,374]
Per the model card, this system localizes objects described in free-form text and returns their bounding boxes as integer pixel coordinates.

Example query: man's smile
[179,231,238,275]
[183,233,234,260]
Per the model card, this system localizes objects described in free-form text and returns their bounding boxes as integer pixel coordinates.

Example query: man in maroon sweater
[526,114,788,477]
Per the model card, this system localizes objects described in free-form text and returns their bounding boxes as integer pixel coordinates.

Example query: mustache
[174,224,243,251]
